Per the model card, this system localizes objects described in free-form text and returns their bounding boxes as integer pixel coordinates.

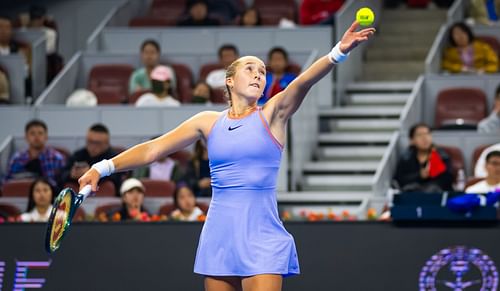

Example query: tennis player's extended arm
[269,21,375,120]
[78,111,218,191]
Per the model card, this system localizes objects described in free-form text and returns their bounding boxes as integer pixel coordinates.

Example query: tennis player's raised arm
[78,111,219,191]
[268,21,375,120]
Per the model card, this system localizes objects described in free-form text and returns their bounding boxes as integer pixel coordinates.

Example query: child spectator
[135,65,181,107]
[394,123,454,192]
[239,7,261,27]
[129,39,176,95]
[4,119,65,186]
[170,183,204,221]
[191,81,212,104]
[466,151,500,193]
[19,178,55,222]
[259,47,297,105]
[442,22,498,74]
[117,178,149,221]
[478,84,500,133]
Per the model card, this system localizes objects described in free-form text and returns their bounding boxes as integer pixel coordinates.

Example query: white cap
[120,178,145,195]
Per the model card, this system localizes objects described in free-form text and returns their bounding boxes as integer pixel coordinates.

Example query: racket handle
[79,184,93,200]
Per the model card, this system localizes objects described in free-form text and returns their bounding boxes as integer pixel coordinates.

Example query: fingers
[348,21,360,32]
[78,169,99,192]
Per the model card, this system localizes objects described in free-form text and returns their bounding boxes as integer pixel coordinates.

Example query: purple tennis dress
[193,107,300,277]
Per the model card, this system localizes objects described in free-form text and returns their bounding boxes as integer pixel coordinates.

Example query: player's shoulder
[192,110,224,121]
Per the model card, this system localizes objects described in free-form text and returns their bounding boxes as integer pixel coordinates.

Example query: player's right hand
[78,168,100,192]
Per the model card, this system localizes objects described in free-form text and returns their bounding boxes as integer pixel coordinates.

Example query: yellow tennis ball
[356,7,375,26]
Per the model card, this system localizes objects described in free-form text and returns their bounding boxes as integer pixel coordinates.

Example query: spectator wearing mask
[135,65,181,107]
[170,183,204,221]
[259,47,297,105]
[394,123,454,192]
[177,0,220,26]
[61,124,122,195]
[442,22,498,74]
[129,39,176,95]
[466,151,500,193]
[19,178,54,222]
[4,119,65,186]
[478,84,500,133]
[191,81,212,104]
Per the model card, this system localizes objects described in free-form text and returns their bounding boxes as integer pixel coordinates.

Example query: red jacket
[299,0,344,25]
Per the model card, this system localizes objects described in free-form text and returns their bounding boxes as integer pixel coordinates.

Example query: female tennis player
[79,21,375,291]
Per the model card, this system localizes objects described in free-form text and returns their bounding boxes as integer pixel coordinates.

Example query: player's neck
[229,101,257,117]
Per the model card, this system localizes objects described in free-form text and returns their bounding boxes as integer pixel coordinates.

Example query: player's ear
[226,77,234,88]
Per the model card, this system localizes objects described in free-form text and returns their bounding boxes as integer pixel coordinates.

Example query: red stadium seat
[438,145,465,181]
[199,63,224,81]
[472,144,493,173]
[171,63,194,103]
[170,150,192,167]
[95,180,116,197]
[63,181,79,192]
[1,179,33,197]
[51,146,71,161]
[140,179,176,197]
[94,203,122,219]
[434,88,488,129]
[149,0,185,23]
[88,64,134,104]
[210,88,227,104]
[0,203,21,218]
[253,0,297,25]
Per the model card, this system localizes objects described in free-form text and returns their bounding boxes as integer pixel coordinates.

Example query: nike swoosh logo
[228,125,243,131]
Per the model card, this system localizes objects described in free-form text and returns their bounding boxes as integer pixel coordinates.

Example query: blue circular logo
[419,246,498,291]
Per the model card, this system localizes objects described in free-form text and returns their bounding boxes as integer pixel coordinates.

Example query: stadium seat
[171,63,194,103]
[434,88,487,129]
[95,180,116,197]
[140,179,176,197]
[472,144,493,173]
[170,150,192,168]
[199,63,224,81]
[149,0,185,23]
[94,203,122,218]
[88,64,134,104]
[158,202,209,216]
[63,181,79,193]
[1,179,33,197]
[439,145,465,181]
[253,0,297,25]
[0,203,21,218]
[477,35,500,59]
[210,88,226,104]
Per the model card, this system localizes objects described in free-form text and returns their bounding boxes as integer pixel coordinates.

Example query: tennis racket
[45,184,92,253]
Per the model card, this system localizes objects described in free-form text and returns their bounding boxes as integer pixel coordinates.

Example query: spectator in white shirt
[135,65,181,107]
[19,178,54,222]
[466,150,500,193]
[474,143,500,177]
[170,183,204,221]
[205,44,239,89]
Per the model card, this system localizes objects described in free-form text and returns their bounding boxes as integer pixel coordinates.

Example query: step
[363,61,425,74]
[333,119,400,131]
[377,21,443,35]
[349,93,409,105]
[346,81,414,93]
[319,106,403,118]
[360,71,421,82]
[318,146,387,160]
[365,46,430,62]
[303,161,379,173]
[373,35,435,47]
[302,175,374,191]
[318,132,393,144]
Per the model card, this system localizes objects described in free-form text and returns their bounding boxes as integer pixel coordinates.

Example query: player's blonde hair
[224,59,242,107]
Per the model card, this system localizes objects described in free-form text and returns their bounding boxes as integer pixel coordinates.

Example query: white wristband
[328,41,350,64]
[91,159,115,178]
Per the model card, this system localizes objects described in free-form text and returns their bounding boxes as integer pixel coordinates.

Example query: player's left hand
[339,21,376,54]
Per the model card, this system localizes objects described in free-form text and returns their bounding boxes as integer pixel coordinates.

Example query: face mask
[192,96,208,103]
[151,80,165,95]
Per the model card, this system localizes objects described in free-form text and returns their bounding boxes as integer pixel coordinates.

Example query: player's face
[411,127,432,151]
[269,52,287,74]
[177,187,196,212]
[486,156,500,180]
[141,44,160,68]
[229,57,266,101]
[25,126,48,151]
[86,131,110,158]
[33,182,53,208]
[123,188,144,209]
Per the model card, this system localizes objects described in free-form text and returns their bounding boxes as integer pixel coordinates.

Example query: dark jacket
[394,146,454,192]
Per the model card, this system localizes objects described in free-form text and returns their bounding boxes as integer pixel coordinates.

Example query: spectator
[442,22,498,74]
[184,140,211,197]
[259,47,297,105]
[478,84,500,133]
[133,137,184,181]
[4,120,65,186]
[205,44,239,89]
[19,178,55,222]
[191,81,212,104]
[475,143,500,177]
[129,39,177,95]
[0,69,9,104]
[207,0,243,24]
[394,123,454,192]
[28,5,56,55]
[468,0,500,26]
[299,0,344,25]
[117,178,149,221]
[177,0,220,26]
[239,7,262,27]
[170,183,204,221]
[135,65,181,107]
[61,124,122,195]
[466,150,500,193]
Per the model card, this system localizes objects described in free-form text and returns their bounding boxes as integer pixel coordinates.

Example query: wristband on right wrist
[91,159,115,178]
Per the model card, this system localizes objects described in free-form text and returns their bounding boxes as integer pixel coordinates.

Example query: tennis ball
[356,7,375,26]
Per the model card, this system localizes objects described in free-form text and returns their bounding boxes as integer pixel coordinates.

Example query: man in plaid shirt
[3,119,65,186]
